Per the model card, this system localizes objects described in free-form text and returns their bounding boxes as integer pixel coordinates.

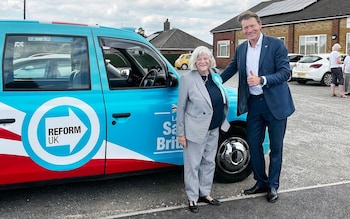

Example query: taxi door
[0,23,106,186]
[94,34,182,174]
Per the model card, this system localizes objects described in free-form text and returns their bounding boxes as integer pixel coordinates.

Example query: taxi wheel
[215,126,252,183]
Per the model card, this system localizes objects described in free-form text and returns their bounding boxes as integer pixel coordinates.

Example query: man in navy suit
[220,10,295,203]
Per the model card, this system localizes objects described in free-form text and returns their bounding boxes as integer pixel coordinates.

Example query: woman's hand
[178,136,186,147]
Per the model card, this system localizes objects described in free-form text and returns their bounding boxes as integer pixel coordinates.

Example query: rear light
[310,64,322,68]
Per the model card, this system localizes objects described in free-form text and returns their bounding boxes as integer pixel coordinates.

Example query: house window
[346,33,350,52]
[277,37,285,44]
[217,40,230,58]
[299,35,326,54]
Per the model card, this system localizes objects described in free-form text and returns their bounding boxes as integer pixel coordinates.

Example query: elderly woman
[330,43,346,98]
[176,46,230,213]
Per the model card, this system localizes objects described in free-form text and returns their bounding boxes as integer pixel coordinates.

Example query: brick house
[211,0,350,68]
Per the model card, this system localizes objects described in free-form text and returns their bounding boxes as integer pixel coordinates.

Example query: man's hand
[247,70,261,86]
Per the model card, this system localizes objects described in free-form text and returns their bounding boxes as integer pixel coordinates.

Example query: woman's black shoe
[188,201,199,213]
[198,196,221,205]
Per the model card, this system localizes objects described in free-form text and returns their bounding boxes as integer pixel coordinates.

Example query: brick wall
[214,32,234,68]
[214,17,350,68]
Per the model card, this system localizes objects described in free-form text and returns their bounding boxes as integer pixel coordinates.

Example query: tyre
[321,72,332,86]
[215,125,252,183]
[181,64,188,70]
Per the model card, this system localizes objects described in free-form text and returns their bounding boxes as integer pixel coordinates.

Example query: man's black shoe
[243,184,268,195]
[267,188,278,203]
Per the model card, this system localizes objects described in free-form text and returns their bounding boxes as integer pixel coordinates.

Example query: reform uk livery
[0,20,269,189]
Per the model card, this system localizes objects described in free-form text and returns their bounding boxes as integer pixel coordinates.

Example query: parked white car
[292,53,346,86]
[288,53,304,81]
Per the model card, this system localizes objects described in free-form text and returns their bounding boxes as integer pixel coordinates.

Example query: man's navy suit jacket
[221,34,295,120]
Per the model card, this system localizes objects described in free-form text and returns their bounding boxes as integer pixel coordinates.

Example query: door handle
[112,113,131,118]
[0,118,16,124]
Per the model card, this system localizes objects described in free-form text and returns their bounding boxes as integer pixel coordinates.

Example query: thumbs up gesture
[247,70,261,86]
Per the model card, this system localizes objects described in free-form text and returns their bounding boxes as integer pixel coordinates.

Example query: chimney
[164,19,170,31]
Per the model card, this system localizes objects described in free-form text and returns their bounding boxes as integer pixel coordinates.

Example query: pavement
[104,181,350,219]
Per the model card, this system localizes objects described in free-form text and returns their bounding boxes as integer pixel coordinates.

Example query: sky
[0,0,265,44]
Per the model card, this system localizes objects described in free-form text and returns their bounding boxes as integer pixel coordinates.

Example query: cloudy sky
[1,0,265,44]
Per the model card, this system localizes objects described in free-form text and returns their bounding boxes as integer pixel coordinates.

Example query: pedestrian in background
[330,43,346,98]
[176,46,230,213]
[220,10,295,203]
[343,48,350,95]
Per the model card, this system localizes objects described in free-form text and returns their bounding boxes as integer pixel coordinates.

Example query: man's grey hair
[238,10,262,24]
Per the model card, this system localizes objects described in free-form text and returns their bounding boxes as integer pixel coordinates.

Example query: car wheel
[181,64,188,70]
[215,126,252,183]
[321,72,332,86]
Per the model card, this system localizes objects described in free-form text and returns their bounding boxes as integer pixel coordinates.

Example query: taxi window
[3,35,90,91]
[100,37,167,89]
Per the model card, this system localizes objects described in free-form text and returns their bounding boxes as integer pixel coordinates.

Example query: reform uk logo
[23,97,101,171]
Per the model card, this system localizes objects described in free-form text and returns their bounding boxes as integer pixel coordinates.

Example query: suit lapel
[192,71,212,108]
[241,42,248,77]
[259,35,269,75]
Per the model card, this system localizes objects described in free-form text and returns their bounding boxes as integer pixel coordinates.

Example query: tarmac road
[0,73,349,219]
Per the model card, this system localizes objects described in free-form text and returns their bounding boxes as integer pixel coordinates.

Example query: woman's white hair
[332,43,341,51]
[189,46,216,70]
